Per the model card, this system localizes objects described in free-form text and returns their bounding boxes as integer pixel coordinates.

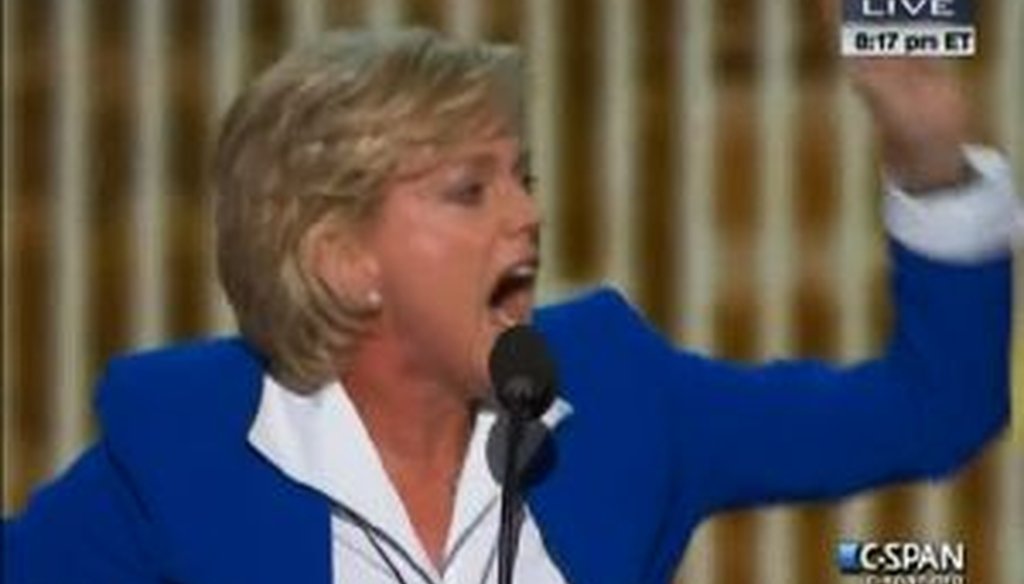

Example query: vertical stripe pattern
[131,0,169,348]
[367,0,403,30]
[675,0,717,350]
[50,0,91,472]
[674,0,718,579]
[754,0,797,582]
[3,2,1021,584]
[206,0,248,332]
[446,0,484,40]
[995,3,1023,584]
[526,0,569,300]
[289,0,325,44]
[2,0,19,511]
[598,0,639,297]
[833,75,878,584]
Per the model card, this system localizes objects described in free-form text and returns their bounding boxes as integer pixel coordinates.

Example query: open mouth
[488,258,538,327]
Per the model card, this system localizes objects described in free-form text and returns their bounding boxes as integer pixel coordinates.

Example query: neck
[339,338,474,473]
[339,333,476,569]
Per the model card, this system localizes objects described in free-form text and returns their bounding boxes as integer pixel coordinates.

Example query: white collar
[247,374,573,572]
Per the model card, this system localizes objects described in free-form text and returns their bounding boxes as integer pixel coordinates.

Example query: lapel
[222,448,334,584]
[197,327,595,584]
[524,408,588,584]
[165,340,336,584]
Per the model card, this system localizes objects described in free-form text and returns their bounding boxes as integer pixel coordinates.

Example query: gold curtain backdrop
[2,1,1022,583]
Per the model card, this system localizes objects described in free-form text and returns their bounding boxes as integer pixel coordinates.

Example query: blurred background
[2,0,1021,583]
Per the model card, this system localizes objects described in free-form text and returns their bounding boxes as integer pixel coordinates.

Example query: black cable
[334,503,437,584]
[497,415,524,584]
[356,520,409,584]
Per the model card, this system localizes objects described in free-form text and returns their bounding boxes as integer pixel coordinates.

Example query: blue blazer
[3,243,1012,584]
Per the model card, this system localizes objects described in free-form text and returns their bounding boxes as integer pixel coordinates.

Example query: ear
[302,217,380,307]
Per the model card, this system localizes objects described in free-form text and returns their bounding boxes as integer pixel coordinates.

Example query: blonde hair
[214,28,523,392]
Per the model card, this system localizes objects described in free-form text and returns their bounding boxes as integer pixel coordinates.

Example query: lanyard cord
[333,501,513,584]
[334,503,437,584]
[357,520,410,584]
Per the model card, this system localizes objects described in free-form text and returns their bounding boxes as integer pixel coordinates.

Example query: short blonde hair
[214,28,523,392]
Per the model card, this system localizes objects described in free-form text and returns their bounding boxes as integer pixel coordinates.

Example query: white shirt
[249,375,573,584]
[247,145,1021,584]
[883,145,1023,262]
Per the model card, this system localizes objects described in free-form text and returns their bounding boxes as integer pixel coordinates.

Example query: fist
[849,59,972,192]
[818,0,974,192]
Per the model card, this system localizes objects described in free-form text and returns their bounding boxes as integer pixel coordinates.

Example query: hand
[849,59,973,193]
[818,0,974,192]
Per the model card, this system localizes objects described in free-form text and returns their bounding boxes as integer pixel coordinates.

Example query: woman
[4,28,1019,584]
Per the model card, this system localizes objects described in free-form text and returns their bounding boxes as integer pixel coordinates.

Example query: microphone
[490,324,557,418]
[488,325,557,584]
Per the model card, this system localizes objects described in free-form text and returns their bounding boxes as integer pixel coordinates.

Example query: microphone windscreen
[488,325,557,419]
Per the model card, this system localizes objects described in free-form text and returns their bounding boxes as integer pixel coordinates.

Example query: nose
[504,181,542,241]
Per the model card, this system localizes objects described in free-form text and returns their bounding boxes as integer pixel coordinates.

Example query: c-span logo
[841,0,975,57]
[836,540,967,584]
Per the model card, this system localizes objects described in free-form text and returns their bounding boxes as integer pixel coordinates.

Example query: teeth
[495,309,518,327]
[487,258,538,325]
[508,263,536,278]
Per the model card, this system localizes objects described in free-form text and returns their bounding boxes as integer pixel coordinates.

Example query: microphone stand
[497,410,525,584]
[489,325,557,584]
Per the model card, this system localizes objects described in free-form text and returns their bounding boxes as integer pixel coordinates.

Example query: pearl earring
[366,290,383,310]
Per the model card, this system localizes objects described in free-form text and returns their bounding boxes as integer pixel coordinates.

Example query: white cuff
[883,145,1024,263]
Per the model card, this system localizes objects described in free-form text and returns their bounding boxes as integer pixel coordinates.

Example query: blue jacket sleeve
[3,442,162,583]
[645,242,1012,514]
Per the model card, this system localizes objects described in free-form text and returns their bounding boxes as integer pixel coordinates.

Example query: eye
[445,180,487,206]
[514,150,536,195]
[520,172,538,194]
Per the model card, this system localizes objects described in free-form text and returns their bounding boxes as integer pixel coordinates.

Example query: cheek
[378,220,491,323]
[387,205,472,263]
[399,213,492,284]
[381,226,496,391]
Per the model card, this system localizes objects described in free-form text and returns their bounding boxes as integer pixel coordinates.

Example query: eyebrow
[439,148,532,179]
[397,146,531,183]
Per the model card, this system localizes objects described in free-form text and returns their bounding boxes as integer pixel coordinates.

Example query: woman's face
[361,134,540,398]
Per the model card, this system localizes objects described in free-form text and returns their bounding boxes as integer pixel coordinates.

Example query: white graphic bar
[841,24,975,57]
